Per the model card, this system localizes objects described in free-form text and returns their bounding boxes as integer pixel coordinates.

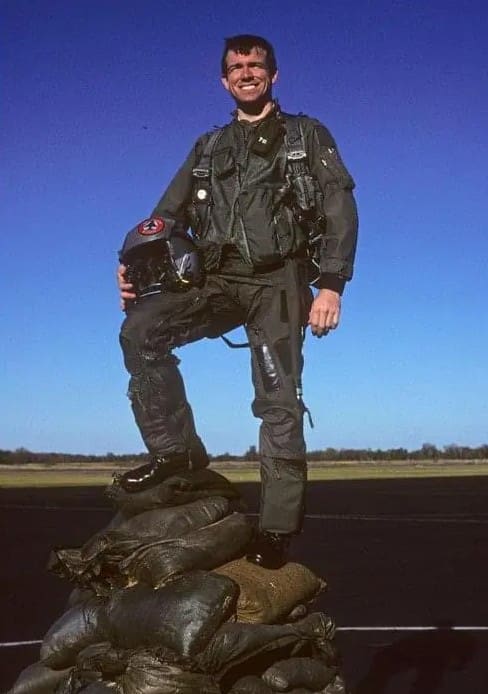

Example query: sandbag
[196,612,335,677]
[6,661,71,694]
[229,676,274,693]
[48,542,138,591]
[106,469,241,517]
[262,657,337,691]
[121,513,252,587]
[105,571,239,657]
[66,588,97,609]
[109,495,230,539]
[56,673,113,694]
[321,675,347,693]
[114,649,221,694]
[214,559,325,624]
[49,497,231,591]
[40,598,109,669]
[286,605,309,622]
[74,641,128,678]
[55,643,125,693]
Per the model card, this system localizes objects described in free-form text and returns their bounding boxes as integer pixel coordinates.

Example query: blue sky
[2,0,487,455]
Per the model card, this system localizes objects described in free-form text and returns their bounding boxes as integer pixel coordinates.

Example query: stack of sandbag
[7,468,347,694]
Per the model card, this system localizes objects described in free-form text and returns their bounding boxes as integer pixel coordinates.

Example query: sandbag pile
[8,468,347,694]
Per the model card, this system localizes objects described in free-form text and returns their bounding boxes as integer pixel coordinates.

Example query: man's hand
[117,264,136,310]
[308,288,341,337]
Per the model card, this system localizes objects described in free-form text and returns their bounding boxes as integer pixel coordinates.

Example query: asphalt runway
[1,476,487,693]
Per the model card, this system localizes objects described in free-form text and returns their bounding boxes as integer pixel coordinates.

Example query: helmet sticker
[138,217,165,236]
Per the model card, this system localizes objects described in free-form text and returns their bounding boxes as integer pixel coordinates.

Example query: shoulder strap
[282,115,324,288]
[283,115,307,164]
[193,127,225,179]
[282,115,316,212]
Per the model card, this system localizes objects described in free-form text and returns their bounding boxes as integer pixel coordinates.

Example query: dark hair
[221,35,277,76]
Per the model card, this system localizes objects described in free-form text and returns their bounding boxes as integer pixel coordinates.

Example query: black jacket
[152,109,358,293]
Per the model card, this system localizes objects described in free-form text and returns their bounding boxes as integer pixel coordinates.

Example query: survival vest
[191,115,326,286]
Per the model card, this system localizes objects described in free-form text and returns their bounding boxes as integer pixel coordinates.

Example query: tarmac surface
[1,476,487,693]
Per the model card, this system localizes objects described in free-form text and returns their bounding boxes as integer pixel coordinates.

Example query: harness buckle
[287,150,307,161]
[192,167,210,179]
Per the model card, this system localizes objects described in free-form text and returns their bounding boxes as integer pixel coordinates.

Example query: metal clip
[192,167,210,179]
[287,150,307,161]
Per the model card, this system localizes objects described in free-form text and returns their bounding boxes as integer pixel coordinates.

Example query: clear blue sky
[2,0,487,455]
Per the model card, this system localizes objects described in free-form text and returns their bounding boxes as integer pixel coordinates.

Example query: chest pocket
[212,147,235,178]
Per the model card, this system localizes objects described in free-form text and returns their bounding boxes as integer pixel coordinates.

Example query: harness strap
[192,128,225,179]
[192,128,225,237]
[283,116,307,162]
[220,334,249,349]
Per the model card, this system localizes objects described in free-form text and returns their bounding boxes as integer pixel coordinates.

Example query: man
[117,35,358,569]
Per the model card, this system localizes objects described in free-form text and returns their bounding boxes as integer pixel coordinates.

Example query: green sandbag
[121,512,252,587]
[105,570,238,658]
[262,657,337,691]
[49,497,231,590]
[40,598,108,669]
[196,612,335,677]
[6,661,71,694]
[114,649,221,694]
[229,675,274,693]
[321,675,348,693]
[107,469,241,517]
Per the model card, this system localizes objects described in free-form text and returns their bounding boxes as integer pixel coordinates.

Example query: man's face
[221,46,278,105]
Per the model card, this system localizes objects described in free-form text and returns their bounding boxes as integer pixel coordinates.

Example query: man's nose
[241,65,253,79]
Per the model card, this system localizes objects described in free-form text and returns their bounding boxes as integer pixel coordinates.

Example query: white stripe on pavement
[337,626,488,631]
[0,640,42,647]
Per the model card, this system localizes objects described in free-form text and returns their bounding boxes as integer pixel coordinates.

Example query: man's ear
[271,70,279,85]
[221,76,230,92]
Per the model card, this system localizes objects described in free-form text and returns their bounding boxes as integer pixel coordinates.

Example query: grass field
[1,461,487,487]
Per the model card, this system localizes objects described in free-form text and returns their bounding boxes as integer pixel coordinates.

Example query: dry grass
[1,461,487,487]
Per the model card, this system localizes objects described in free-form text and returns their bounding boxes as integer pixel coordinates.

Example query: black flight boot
[118,452,190,493]
[246,531,291,570]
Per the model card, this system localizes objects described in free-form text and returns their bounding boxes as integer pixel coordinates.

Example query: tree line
[1,442,488,466]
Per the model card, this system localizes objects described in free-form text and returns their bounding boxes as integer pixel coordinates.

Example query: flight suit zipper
[232,124,253,264]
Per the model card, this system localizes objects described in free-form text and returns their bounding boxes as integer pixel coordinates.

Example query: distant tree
[243,445,258,461]
[419,442,439,460]
[444,443,462,459]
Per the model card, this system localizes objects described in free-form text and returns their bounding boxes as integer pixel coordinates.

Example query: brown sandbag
[40,598,109,669]
[121,513,252,587]
[49,497,231,591]
[105,571,239,658]
[196,612,336,677]
[262,657,337,691]
[106,468,241,517]
[114,649,221,694]
[214,559,326,624]
[6,661,72,694]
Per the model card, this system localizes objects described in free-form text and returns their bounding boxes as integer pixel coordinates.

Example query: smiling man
[222,44,277,115]
[117,35,358,569]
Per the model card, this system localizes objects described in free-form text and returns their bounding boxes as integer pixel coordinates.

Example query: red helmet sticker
[138,217,165,236]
